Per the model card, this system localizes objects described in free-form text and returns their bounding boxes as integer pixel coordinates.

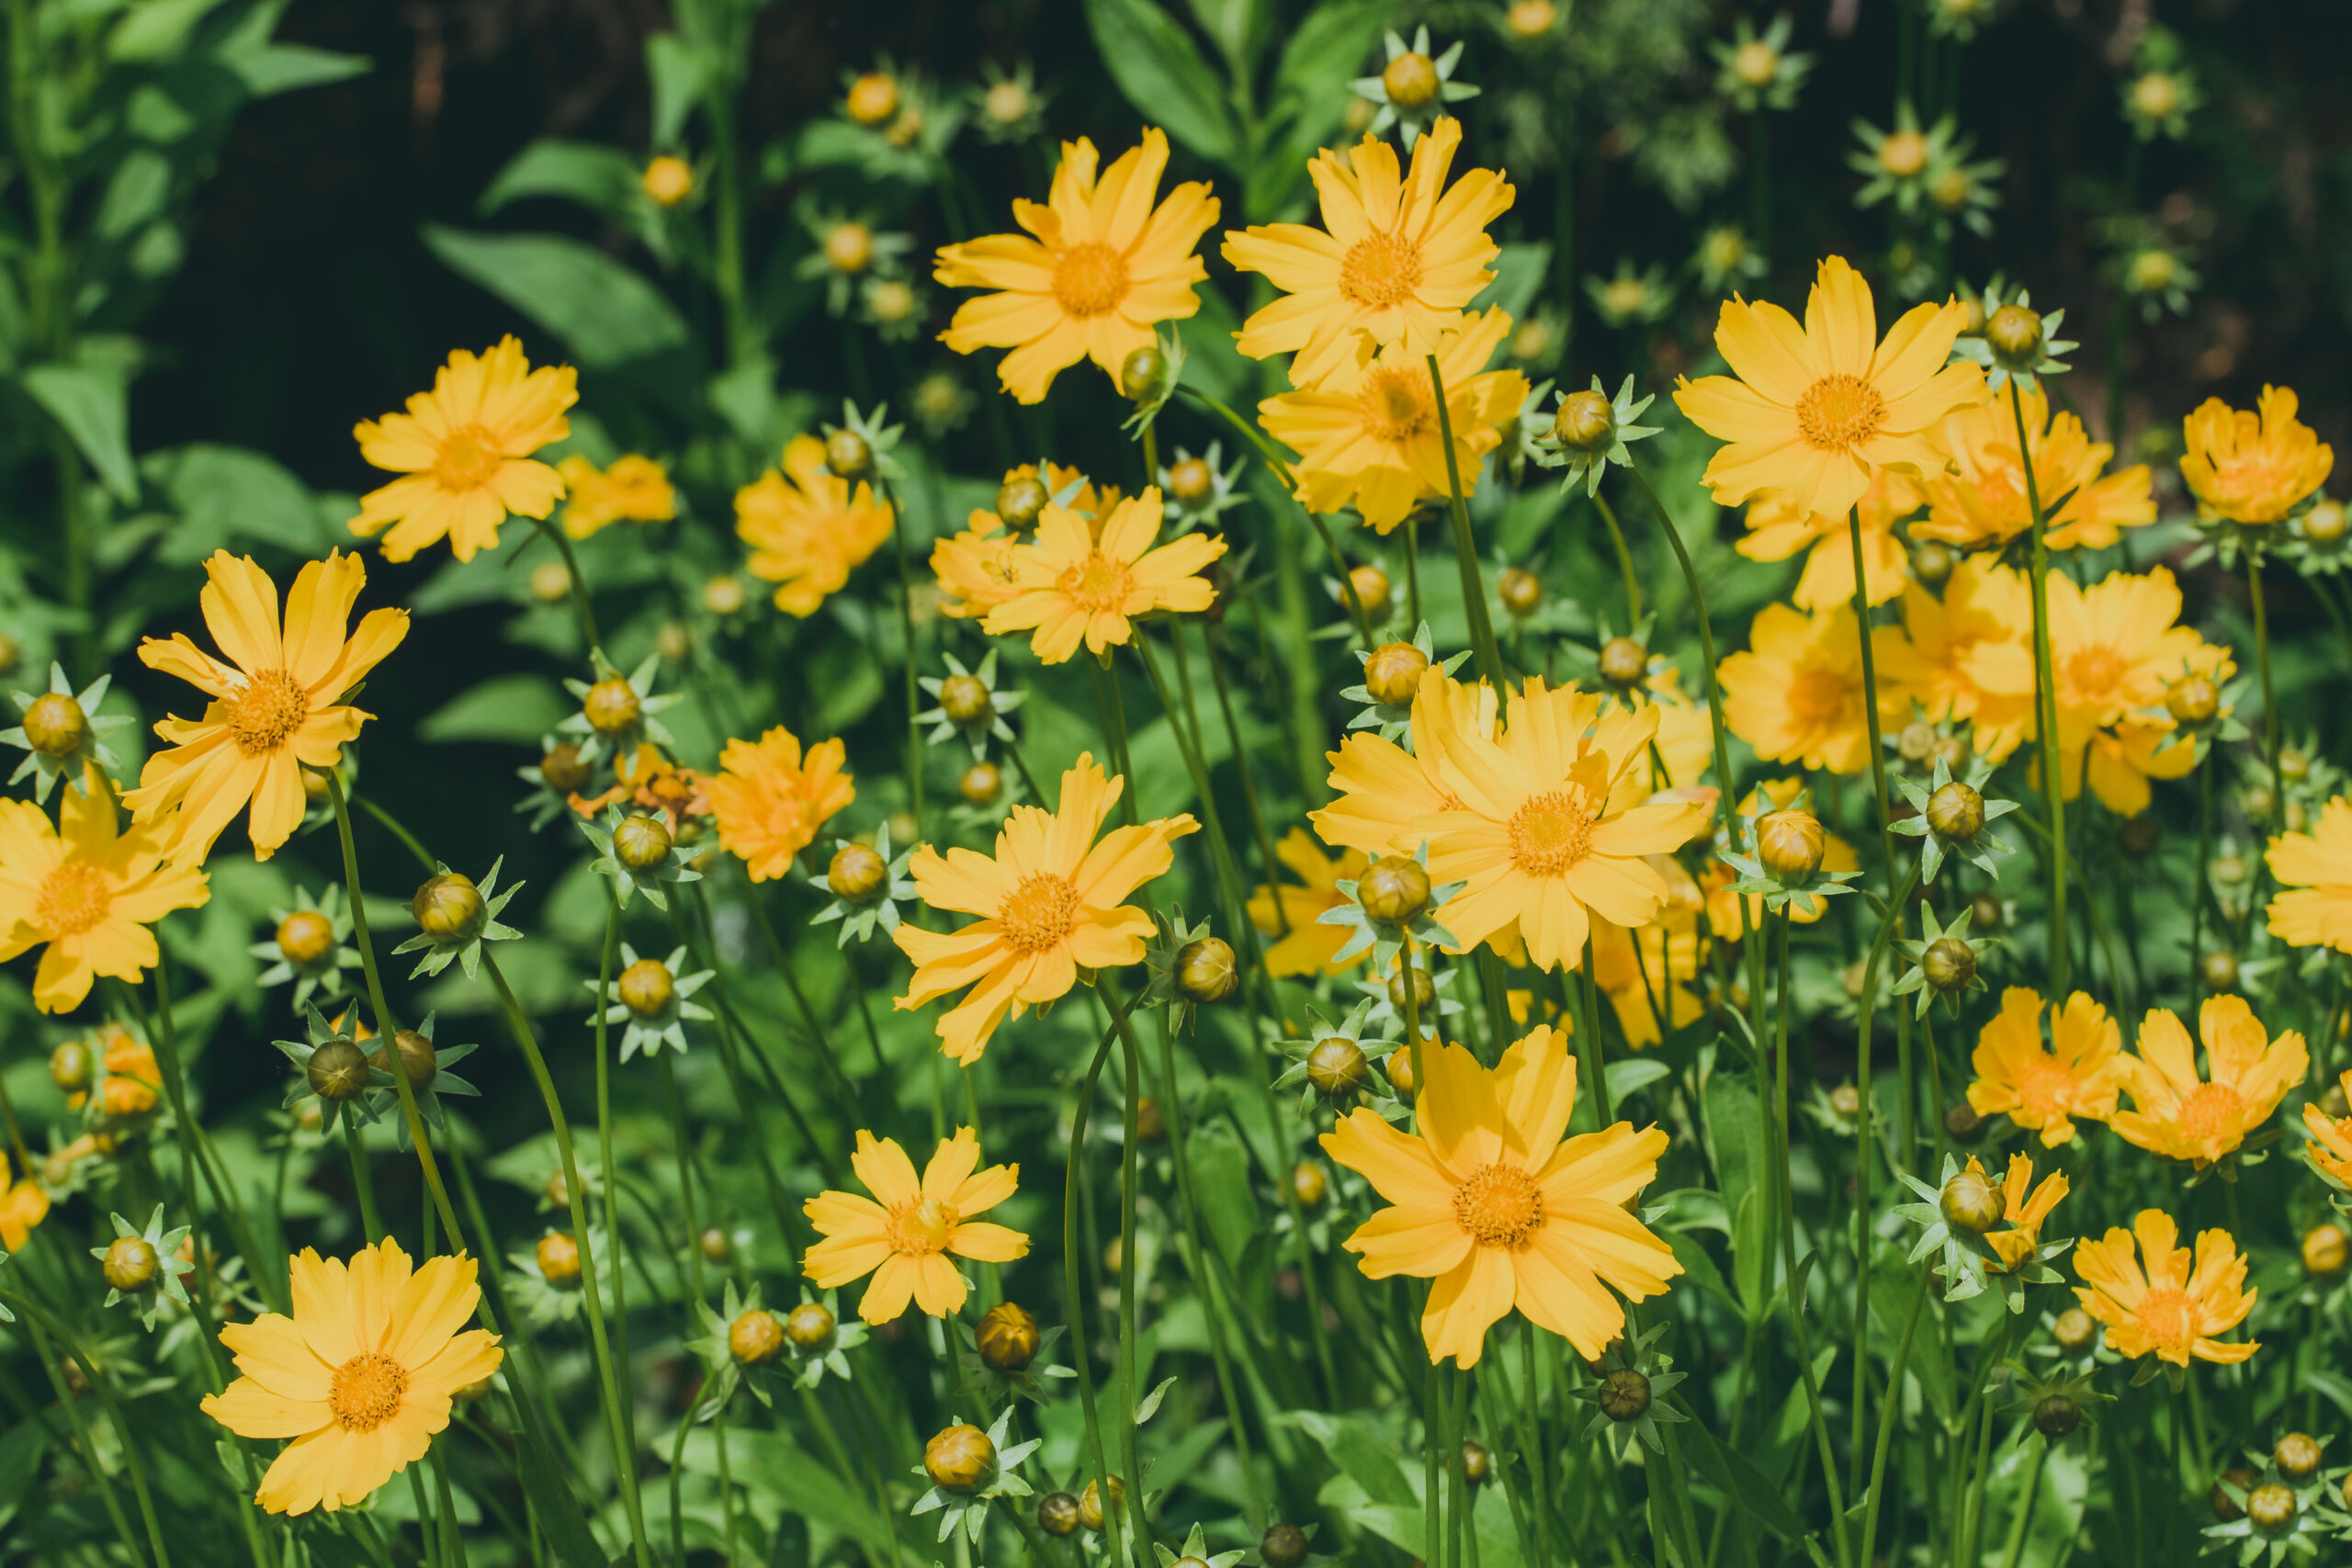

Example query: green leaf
[514,1421,610,1568]
[1471,242,1553,323]
[22,357,138,502]
[1870,1259,1951,1422]
[109,0,229,62]
[1082,0,1239,166]
[96,150,172,242]
[222,43,370,97]
[1250,0,1387,215]
[0,1417,46,1529]
[480,140,645,217]
[419,674,571,745]
[1678,1415,1809,1540]
[423,225,689,368]
[145,443,331,561]
[1276,1410,1416,1506]
[1186,1122,1261,1272]
[644,33,713,149]
[1603,1056,1670,1103]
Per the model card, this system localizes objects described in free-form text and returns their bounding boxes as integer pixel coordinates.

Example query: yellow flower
[349,336,577,563]
[75,1021,161,1118]
[1313,669,1492,862]
[1875,556,2033,760]
[2111,996,2306,1167]
[200,1239,503,1515]
[979,490,1225,663]
[894,755,1196,1064]
[558,454,677,539]
[1674,255,1982,519]
[933,464,1118,622]
[707,728,854,884]
[1320,1026,1679,1364]
[1720,601,1911,775]
[0,1152,50,1249]
[1736,467,1920,610]
[1592,858,1707,1047]
[2073,1210,2257,1366]
[2179,385,2334,524]
[1258,306,1529,535]
[1247,828,1370,977]
[0,771,208,1013]
[1910,386,2154,552]
[2267,795,2352,953]
[1223,118,1513,389]
[934,129,1218,404]
[1974,1153,2069,1272]
[126,552,408,865]
[2301,1069,2352,1186]
[736,434,896,616]
[803,1127,1029,1324]
[1965,987,2123,1146]
[641,154,693,207]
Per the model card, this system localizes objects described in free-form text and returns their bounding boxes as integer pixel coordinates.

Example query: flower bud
[1877,129,1928,178]
[307,1039,371,1102]
[582,677,642,736]
[103,1235,160,1292]
[539,742,592,795]
[1363,641,1430,706]
[1598,1368,1653,1421]
[1929,167,1973,212]
[613,814,673,871]
[2302,1223,2348,1276]
[2130,71,2180,120]
[1733,39,1780,85]
[537,1233,583,1288]
[1594,637,1648,691]
[2245,1483,2297,1535]
[1381,51,1440,110]
[939,673,992,727]
[1550,389,1617,452]
[1984,304,2044,366]
[785,1300,837,1351]
[1175,937,1238,1004]
[21,693,87,757]
[544,1170,570,1208]
[1926,782,1985,842]
[923,1422,996,1494]
[1755,809,1825,879]
[1347,564,1392,622]
[2303,500,2347,545]
[823,428,873,480]
[2031,1394,2081,1438]
[2165,674,2219,726]
[822,221,873,276]
[1946,1100,1985,1141]
[1388,966,1436,1020]
[1896,721,1937,762]
[641,154,692,207]
[1119,345,1170,405]
[2280,747,2311,783]
[729,1309,786,1366]
[372,1029,437,1090]
[1078,1476,1125,1531]
[820,841,887,906]
[50,1039,93,1093]
[699,1226,732,1262]
[1168,456,1214,505]
[1359,855,1432,924]
[2276,1432,2324,1483]
[996,474,1049,535]
[1459,1438,1491,1485]
[845,71,898,125]
[617,958,676,1017]
[1306,1037,1369,1098]
[1910,540,1955,586]
[656,621,691,662]
[1968,893,2004,931]
[1939,1168,2003,1234]
[1921,937,1977,993]
[1384,1045,1420,1097]
[1828,1084,1861,1119]
[1291,1161,1328,1207]
[1490,568,1542,618]
[960,761,1002,806]
[1260,1523,1310,1568]
[1038,1493,1081,1538]
[530,560,572,604]
[2052,1307,2098,1353]
[0,634,17,676]
[2198,950,2239,992]
[977,1301,1041,1372]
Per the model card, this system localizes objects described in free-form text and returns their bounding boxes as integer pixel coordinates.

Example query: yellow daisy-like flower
[2073,1210,2257,1367]
[979,489,1226,664]
[1876,556,2033,761]
[1223,117,1513,389]
[1964,987,2123,1147]
[1258,305,1528,535]
[1247,827,1370,978]
[1736,467,1920,611]
[802,1127,1029,1325]
[1973,1152,2070,1272]
[2179,385,2334,525]
[1320,1025,1680,1365]
[558,454,677,539]
[200,1239,503,1515]
[934,128,1218,404]
[1314,669,1494,862]
[1909,386,2154,552]
[126,551,408,866]
[0,773,209,1014]
[1719,601,1911,775]
[2110,996,2307,1167]
[707,727,854,884]
[736,434,896,617]
[2301,1069,2352,1187]
[349,336,577,563]
[1674,255,1982,520]
[894,755,1197,1064]
[933,464,1118,622]
[2267,795,2352,953]
[0,1152,51,1250]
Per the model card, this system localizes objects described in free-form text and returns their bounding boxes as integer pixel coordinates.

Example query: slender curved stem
[1425,353,1507,690]
[1590,491,1643,626]
[1061,1010,1126,1564]
[3,1290,172,1568]
[2011,378,2068,994]
[1856,1269,1928,1565]
[2247,554,2283,836]
[529,515,602,654]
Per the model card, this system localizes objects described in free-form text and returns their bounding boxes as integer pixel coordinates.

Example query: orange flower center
[1787,665,1859,728]
[1052,242,1129,319]
[329,1351,409,1432]
[1794,374,1886,452]
[2061,645,2127,703]
[884,1197,960,1255]
[37,861,111,938]
[1508,787,1597,875]
[2176,1080,2245,1145]
[1359,367,1434,442]
[2132,1285,2196,1355]
[228,669,311,756]
[434,423,504,491]
[1056,551,1135,614]
[999,871,1080,953]
[2014,1055,2080,1120]
[1339,231,1424,309]
[1453,1162,1544,1247]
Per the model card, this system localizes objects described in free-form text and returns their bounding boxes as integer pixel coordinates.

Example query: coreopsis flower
[1719,602,1911,775]
[68,1021,162,1119]
[1320,1025,1681,1364]
[894,754,1196,1064]
[2301,1070,2352,1187]
[2267,795,2352,953]
[1965,987,2124,1147]
[201,1239,503,1515]
[1877,556,2033,758]
[2111,997,2306,1168]
[1314,665,1495,861]
[934,129,1218,404]
[1897,1153,2071,1305]
[1223,117,1512,389]
[708,727,855,884]
[1248,828,1371,978]
[126,551,408,864]
[978,490,1226,664]
[2072,1210,2257,1367]
[4,663,129,804]
[933,464,1116,622]
[558,454,676,539]
[349,336,577,562]
[0,1153,49,1249]
[1673,255,1982,521]
[736,434,896,617]
[1908,386,2155,553]
[1736,467,1921,611]
[0,770,208,1012]
[2179,387,2334,526]
[803,1127,1029,1324]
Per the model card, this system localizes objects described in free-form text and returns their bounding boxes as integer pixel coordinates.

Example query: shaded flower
[2073,1210,2256,1367]
[2111,997,2305,1168]
[558,454,675,540]
[736,434,896,617]
[708,727,854,884]
[1965,987,2124,1146]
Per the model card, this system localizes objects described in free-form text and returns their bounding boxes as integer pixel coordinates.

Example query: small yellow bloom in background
[735,434,895,616]
[1736,467,1920,610]
[2073,1209,2257,1367]
[894,754,1196,1064]
[803,1127,1029,1325]
[934,128,1218,404]
[1257,305,1528,535]
[1592,862,1707,1047]
[2301,1069,2352,1186]
[1247,827,1371,977]
[1674,255,1982,520]
[2110,996,2306,1167]
[350,336,578,563]
[0,768,209,1013]
[2179,384,2334,525]
[1719,601,1911,775]
[1910,386,2154,553]
[0,1151,51,1249]
[1973,1152,2069,1271]
[127,551,408,865]
[1964,987,2123,1146]
[559,454,677,539]
[641,154,694,207]
[707,727,854,884]
[2267,795,2352,953]
[1876,556,2033,760]
[1320,1026,1680,1365]
[1223,117,1513,388]
[200,1239,503,1515]
[979,489,1226,664]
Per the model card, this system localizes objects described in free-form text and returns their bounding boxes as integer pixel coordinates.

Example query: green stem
[529,515,602,655]
[1426,353,1508,690]
[3,1292,171,1568]
[2247,554,2283,837]
[1997,1438,2050,1568]
[1061,1011,1127,1565]
[2011,378,2069,995]
[1856,1269,1928,1565]
[1846,504,1899,883]
[885,475,926,833]
[1590,492,1643,627]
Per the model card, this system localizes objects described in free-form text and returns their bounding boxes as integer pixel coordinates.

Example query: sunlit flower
[1736,467,1920,610]
[708,727,855,884]
[2179,386,2334,525]
[0,771,208,1012]
[2267,795,2352,953]
[2111,996,2306,1167]
[1964,987,2123,1146]
[979,490,1225,664]
[2073,1210,2256,1367]
[2301,1069,2352,1186]
[349,337,576,563]
[1720,601,1911,775]
[803,1127,1029,1324]
[1248,828,1371,977]
[558,454,677,539]
[1876,556,2033,760]
[1314,668,1495,863]
[933,464,1117,623]
[1320,1026,1679,1364]
[735,434,896,617]
[1909,386,2155,552]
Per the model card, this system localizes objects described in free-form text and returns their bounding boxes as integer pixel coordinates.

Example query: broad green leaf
[423,224,689,368]
[1604,1055,1671,1103]
[1083,0,1239,166]
[146,443,331,560]
[22,358,138,502]
[109,0,228,61]
[480,140,645,217]
[96,149,171,241]
[223,43,370,97]
[1678,1415,1808,1540]
[513,1420,610,1568]
[419,673,571,745]
[644,32,713,149]
[1185,1122,1261,1272]
[1870,1259,1951,1422]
